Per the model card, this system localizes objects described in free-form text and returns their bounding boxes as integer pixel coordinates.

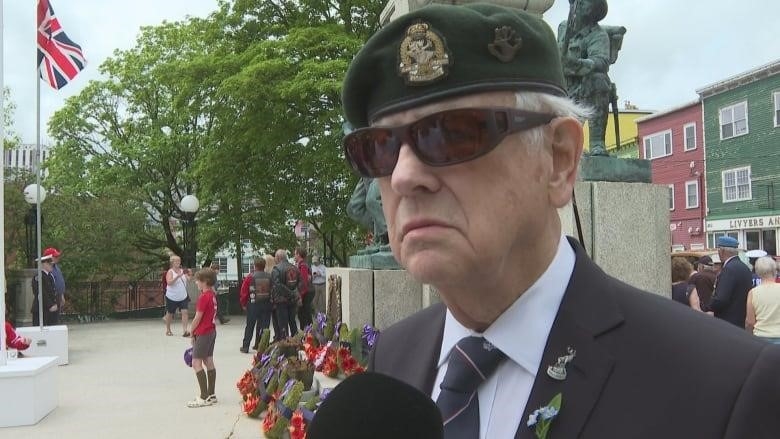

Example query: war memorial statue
[558,0,625,157]
[346,176,402,269]
[558,0,650,182]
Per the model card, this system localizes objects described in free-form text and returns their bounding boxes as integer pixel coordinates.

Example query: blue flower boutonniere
[527,393,562,439]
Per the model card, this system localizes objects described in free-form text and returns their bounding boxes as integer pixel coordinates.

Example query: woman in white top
[745,256,780,344]
[164,255,191,336]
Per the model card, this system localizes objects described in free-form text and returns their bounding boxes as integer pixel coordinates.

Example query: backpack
[272,263,300,304]
[251,271,272,302]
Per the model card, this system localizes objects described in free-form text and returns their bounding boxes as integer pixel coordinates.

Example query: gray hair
[514,92,592,150]
[755,256,778,278]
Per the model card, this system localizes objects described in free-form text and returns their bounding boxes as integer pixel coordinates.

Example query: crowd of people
[672,236,780,344]
[238,248,327,353]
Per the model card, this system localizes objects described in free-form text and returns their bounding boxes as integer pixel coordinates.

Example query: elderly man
[710,236,753,327]
[341,4,780,438]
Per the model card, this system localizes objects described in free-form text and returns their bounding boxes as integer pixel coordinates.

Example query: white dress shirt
[431,235,575,439]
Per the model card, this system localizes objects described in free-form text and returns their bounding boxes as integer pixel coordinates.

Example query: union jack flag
[37,0,86,90]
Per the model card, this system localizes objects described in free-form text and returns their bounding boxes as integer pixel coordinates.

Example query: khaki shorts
[192,331,216,359]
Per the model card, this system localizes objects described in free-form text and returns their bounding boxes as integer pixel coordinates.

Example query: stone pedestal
[559,181,670,297]
[329,268,440,330]
[16,325,70,365]
[0,356,59,427]
[374,270,424,330]
[14,269,37,326]
[328,268,374,330]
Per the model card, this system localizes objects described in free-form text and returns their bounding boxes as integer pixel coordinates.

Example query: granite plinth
[560,181,670,297]
[328,268,374,329]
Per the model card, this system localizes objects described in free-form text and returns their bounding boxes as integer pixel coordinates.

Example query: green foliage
[45,0,386,277]
[265,380,304,439]
[4,169,34,270]
[257,328,271,353]
[338,321,349,341]
[323,319,335,341]
[347,327,365,365]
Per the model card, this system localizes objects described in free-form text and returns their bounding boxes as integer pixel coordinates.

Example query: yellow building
[583,109,653,158]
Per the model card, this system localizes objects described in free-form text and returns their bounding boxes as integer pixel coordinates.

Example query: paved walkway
[2,317,322,438]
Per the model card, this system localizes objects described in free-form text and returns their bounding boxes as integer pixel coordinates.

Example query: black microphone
[307,372,444,439]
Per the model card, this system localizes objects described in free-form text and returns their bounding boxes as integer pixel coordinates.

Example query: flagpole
[36,2,44,332]
[1,0,7,367]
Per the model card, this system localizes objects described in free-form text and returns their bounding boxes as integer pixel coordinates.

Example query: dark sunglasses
[343,107,556,178]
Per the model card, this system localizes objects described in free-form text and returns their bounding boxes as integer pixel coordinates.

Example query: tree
[45,0,387,274]
[200,0,386,265]
[46,17,223,264]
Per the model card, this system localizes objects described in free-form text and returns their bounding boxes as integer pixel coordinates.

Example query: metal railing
[62,280,165,321]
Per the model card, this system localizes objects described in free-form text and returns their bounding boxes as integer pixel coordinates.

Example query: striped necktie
[436,336,506,438]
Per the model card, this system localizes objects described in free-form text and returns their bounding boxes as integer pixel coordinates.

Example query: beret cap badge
[488,26,522,62]
[397,21,450,86]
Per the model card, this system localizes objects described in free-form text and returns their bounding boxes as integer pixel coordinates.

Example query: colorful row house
[637,59,780,255]
[697,60,780,256]
[636,101,706,251]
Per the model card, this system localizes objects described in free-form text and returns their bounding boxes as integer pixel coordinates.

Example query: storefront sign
[706,215,780,232]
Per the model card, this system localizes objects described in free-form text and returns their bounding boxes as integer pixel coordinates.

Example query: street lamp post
[23,184,47,268]
[180,194,200,269]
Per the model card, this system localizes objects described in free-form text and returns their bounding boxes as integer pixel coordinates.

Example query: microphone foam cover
[307,372,443,439]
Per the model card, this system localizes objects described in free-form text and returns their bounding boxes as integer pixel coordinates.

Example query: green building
[697,60,780,255]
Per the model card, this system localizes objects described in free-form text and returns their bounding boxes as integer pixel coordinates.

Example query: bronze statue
[558,0,625,156]
[346,177,389,250]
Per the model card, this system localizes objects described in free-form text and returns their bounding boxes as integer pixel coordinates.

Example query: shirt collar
[437,235,576,375]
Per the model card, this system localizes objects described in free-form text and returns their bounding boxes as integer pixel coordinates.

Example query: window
[668,184,675,211]
[685,180,699,209]
[213,257,228,274]
[242,256,253,276]
[719,101,748,139]
[683,123,696,151]
[774,91,780,127]
[722,166,751,202]
[643,130,672,159]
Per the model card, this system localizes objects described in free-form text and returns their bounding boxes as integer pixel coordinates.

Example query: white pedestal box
[0,356,59,427]
[16,325,69,365]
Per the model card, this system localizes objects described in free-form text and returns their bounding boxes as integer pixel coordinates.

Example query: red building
[636,101,707,251]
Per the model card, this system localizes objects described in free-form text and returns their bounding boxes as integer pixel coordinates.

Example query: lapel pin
[546,346,576,381]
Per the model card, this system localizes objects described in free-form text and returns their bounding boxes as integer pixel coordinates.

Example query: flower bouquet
[284,357,315,392]
[262,379,305,439]
[303,314,378,378]
[236,370,256,400]
[276,335,304,359]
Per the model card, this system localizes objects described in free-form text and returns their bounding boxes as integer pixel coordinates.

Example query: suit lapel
[516,238,623,439]
[409,304,446,393]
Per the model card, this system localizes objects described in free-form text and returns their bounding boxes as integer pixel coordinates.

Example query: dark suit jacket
[369,238,780,438]
[709,256,753,327]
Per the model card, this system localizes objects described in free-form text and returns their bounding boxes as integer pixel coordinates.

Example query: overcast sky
[4,0,780,144]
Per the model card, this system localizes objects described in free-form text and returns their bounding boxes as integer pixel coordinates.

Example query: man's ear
[547,117,583,208]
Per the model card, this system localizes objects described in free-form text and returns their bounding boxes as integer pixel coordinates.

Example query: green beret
[342,3,566,128]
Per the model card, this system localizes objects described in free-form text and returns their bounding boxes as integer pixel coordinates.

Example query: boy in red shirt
[186,268,218,408]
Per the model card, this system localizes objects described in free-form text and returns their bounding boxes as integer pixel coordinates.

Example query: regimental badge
[546,346,576,381]
[398,21,450,85]
[488,26,522,62]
